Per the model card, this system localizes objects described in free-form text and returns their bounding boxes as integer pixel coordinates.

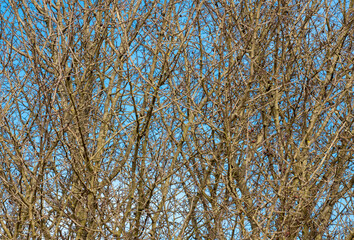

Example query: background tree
[0,0,353,239]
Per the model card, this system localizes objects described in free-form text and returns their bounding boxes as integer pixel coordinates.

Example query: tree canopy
[0,0,353,239]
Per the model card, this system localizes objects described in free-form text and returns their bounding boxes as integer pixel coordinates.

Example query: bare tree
[1,0,353,239]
